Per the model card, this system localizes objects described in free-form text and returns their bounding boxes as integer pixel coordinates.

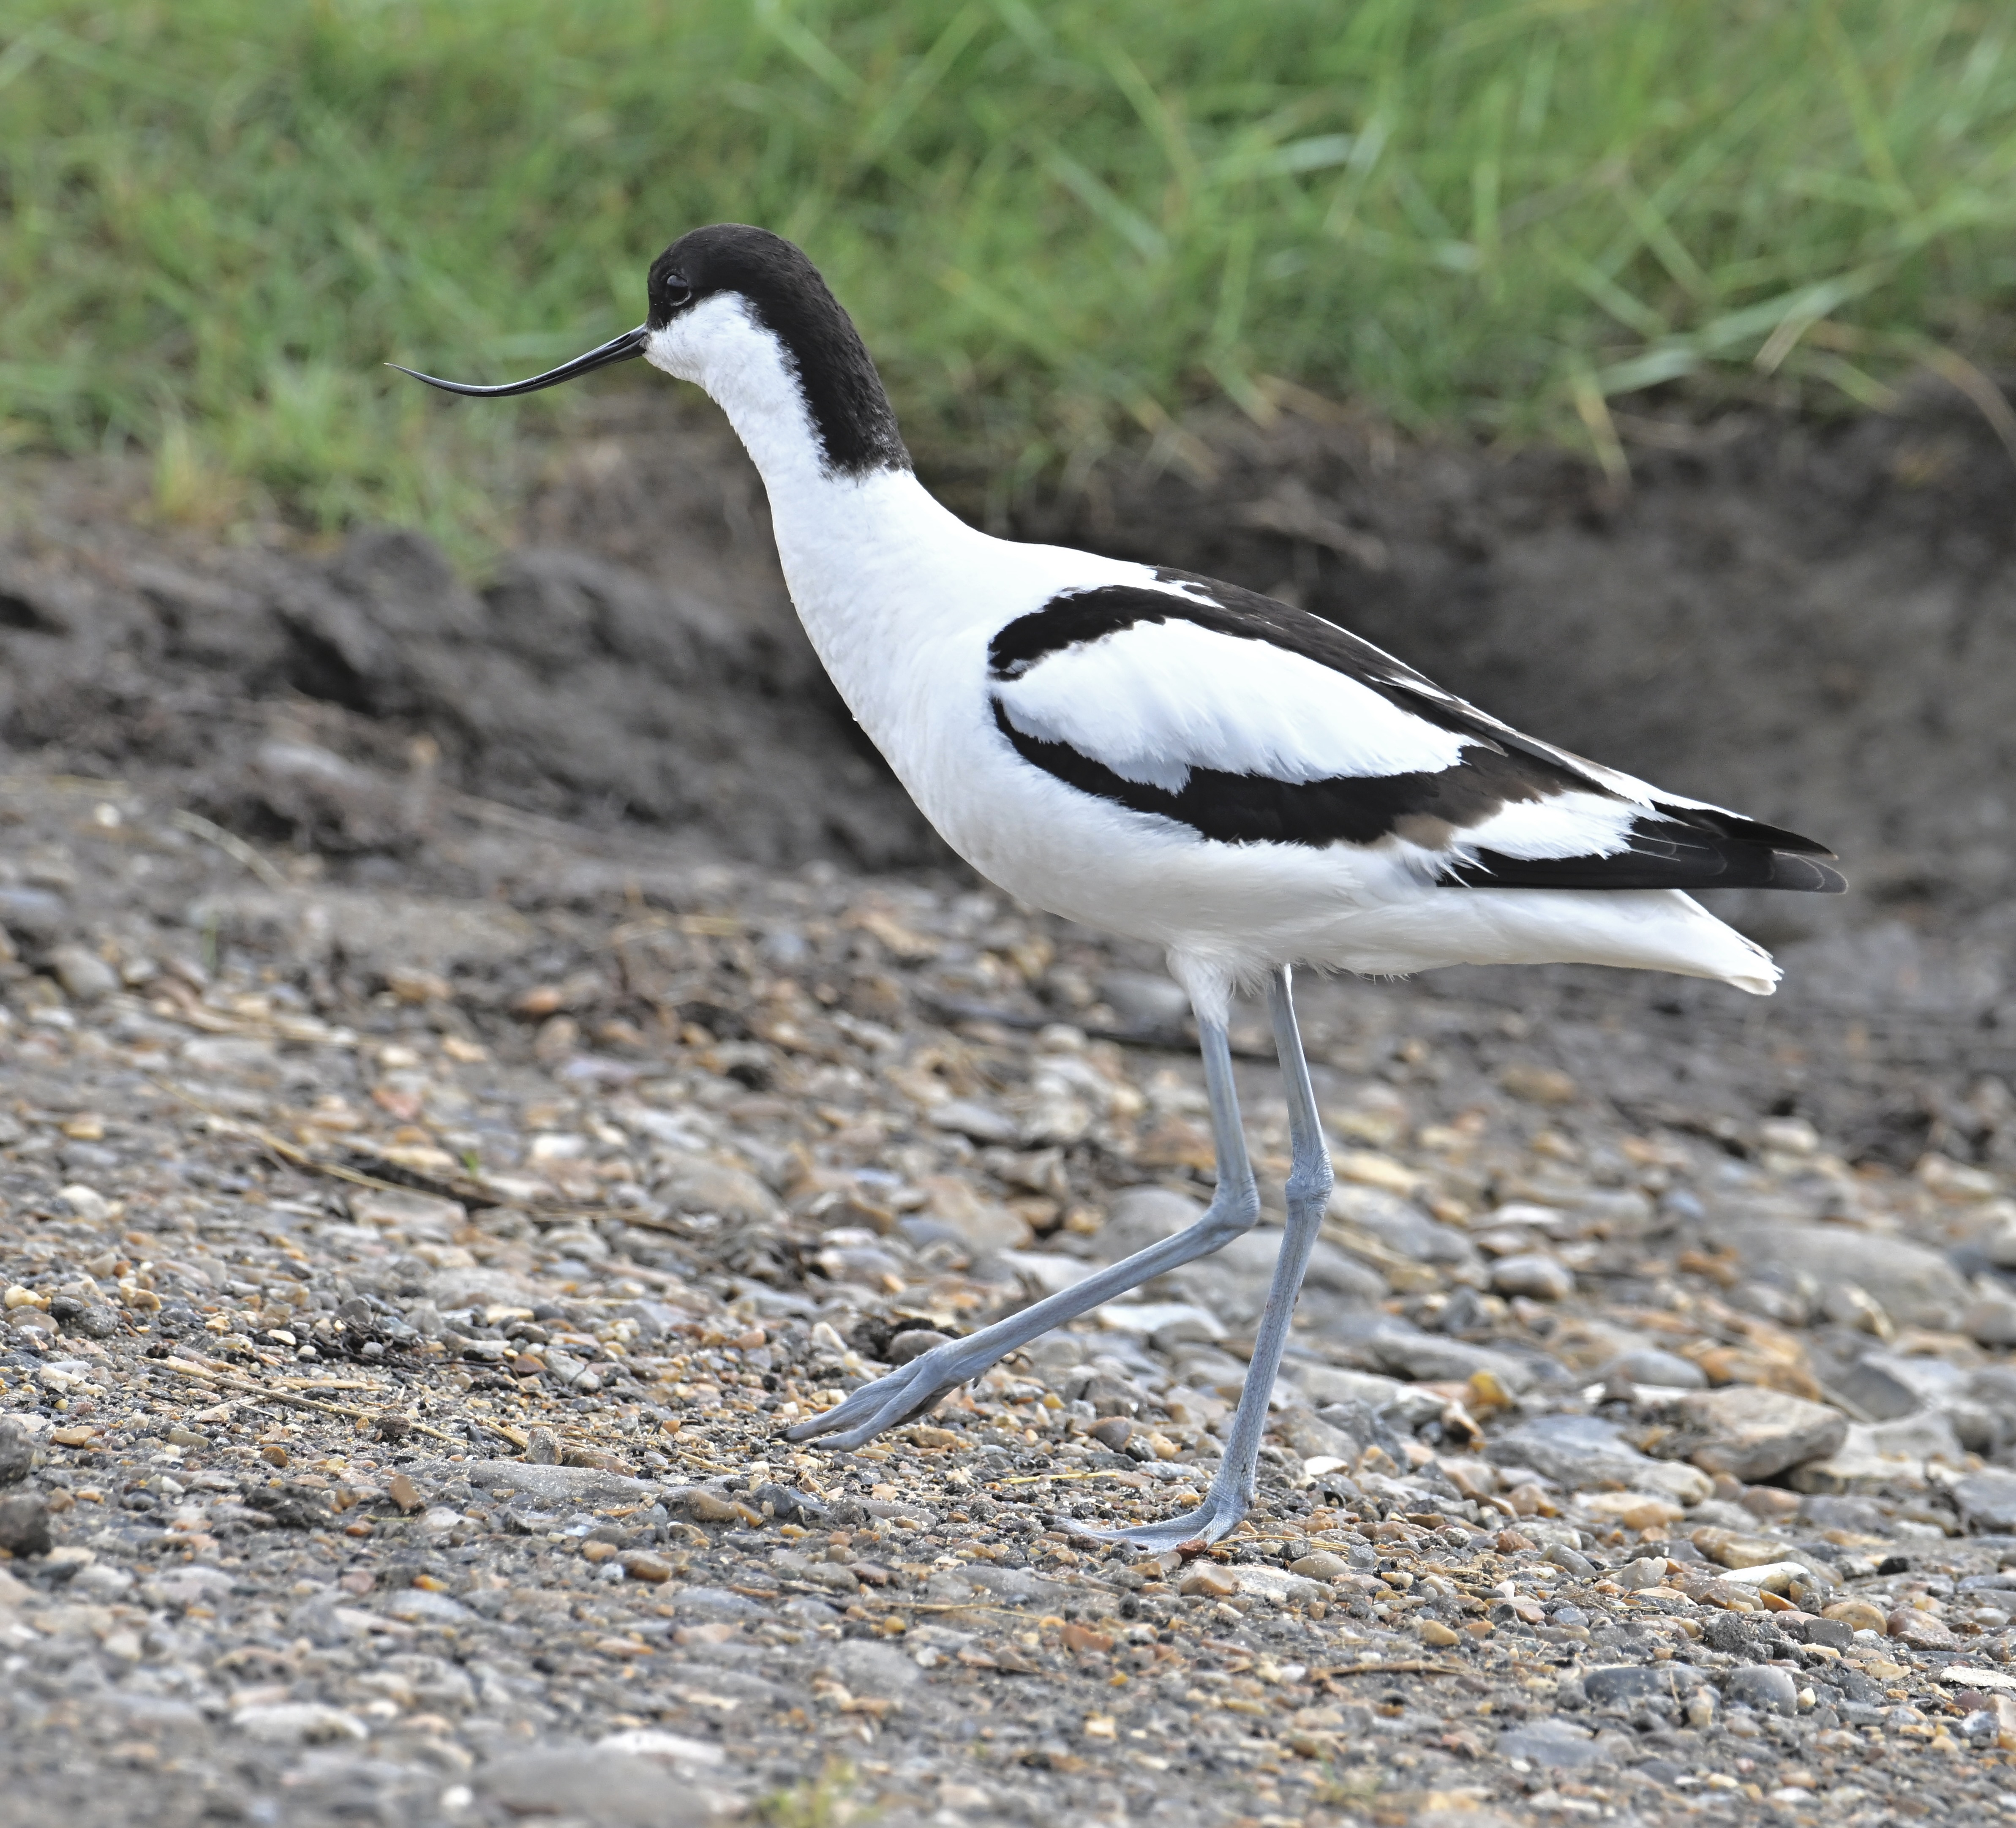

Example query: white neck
[643,295,989,735]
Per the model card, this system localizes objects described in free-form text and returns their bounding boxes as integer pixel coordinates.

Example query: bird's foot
[782,1343,974,1450]
[1058,1482,1250,1551]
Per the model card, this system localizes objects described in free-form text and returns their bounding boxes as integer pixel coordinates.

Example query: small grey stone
[1491,1414,1711,1505]
[887,1328,954,1365]
[1327,1184,1479,1267]
[1496,1718,1606,1768]
[230,1702,366,1745]
[477,1747,711,1827]
[0,1491,51,1557]
[0,886,67,940]
[47,943,119,1003]
[1582,1664,1703,1705]
[67,1302,121,1339]
[1601,1349,1707,1390]
[1724,1225,1966,1329]
[460,1458,657,1504]
[674,1586,766,1618]
[0,1419,33,1487]
[827,1637,923,1694]
[927,1099,1019,1144]
[1828,1355,1924,1422]
[1366,1323,1535,1391]
[1092,1186,1206,1263]
[1490,1253,1574,1301]
[1962,1294,2016,1350]
[1669,1384,1847,1482]
[1955,1468,2016,1533]
[1724,1665,1799,1716]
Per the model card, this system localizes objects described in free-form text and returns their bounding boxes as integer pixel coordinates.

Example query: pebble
[1582,1664,1702,1704]
[1497,1719,1604,1767]
[1492,1414,1712,1504]
[1730,1225,1969,1328]
[1489,1252,1574,1300]
[1613,1555,1670,1591]
[230,1703,368,1745]
[1601,1347,1707,1389]
[45,942,119,1003]
[1888,1608,1963,1652]
[0,1491,51,1558]
[0,1419,31,1486]
[1288,1550,1353,1581]
[0,751,2012,1828]
[1672,1384,1848,1481]
[1962,1294,2016,1347]
[1692,1525,1797,1569]
[477,1749,713,1828]
[1955,1468,2016,1531]
[1726,1665,1800,1716]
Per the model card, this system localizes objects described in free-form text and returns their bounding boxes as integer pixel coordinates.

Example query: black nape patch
[648,224,910,479]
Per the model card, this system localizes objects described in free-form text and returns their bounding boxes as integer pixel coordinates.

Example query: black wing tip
[1768,853,1849,894]
[1447,841,1849,894]
[1654,802,1837,858]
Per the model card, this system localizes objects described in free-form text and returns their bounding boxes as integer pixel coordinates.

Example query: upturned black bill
[388,324,648,397]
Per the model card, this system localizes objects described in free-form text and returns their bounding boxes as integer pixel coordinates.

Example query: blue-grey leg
[1071,964,1332,1547]
[785,1011,1259,1451]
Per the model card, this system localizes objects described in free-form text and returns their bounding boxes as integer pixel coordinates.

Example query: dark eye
[661,278,693,310]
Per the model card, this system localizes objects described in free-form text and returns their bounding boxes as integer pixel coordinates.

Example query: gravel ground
[7,761,2016,1828]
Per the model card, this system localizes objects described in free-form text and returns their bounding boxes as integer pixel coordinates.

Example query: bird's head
[392,223,907,477]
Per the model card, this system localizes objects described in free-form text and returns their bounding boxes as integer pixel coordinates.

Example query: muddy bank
[7,394,2015,920]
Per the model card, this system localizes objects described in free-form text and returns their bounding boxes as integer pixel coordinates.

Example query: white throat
[645,295,835,496]
[643,295,986,741]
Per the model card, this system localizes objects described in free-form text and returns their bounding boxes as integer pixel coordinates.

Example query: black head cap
[649,225,909,479]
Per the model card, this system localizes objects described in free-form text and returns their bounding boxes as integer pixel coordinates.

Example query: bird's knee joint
[1196,1185,1261,1249]
[1286,1163,1334,1208]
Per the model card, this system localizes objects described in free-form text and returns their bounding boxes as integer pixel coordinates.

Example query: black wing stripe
[994,702,1479,847]
[994,705,1847,891]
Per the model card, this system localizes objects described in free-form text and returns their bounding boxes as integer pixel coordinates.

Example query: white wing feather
[994,618,1470,792]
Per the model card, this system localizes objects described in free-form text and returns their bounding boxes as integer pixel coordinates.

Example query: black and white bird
[397,224,1844,1548]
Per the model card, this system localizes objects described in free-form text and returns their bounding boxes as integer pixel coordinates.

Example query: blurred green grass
[3,0,2014,550]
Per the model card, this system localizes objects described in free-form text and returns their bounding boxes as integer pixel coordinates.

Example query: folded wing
[988,570,1845,894]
